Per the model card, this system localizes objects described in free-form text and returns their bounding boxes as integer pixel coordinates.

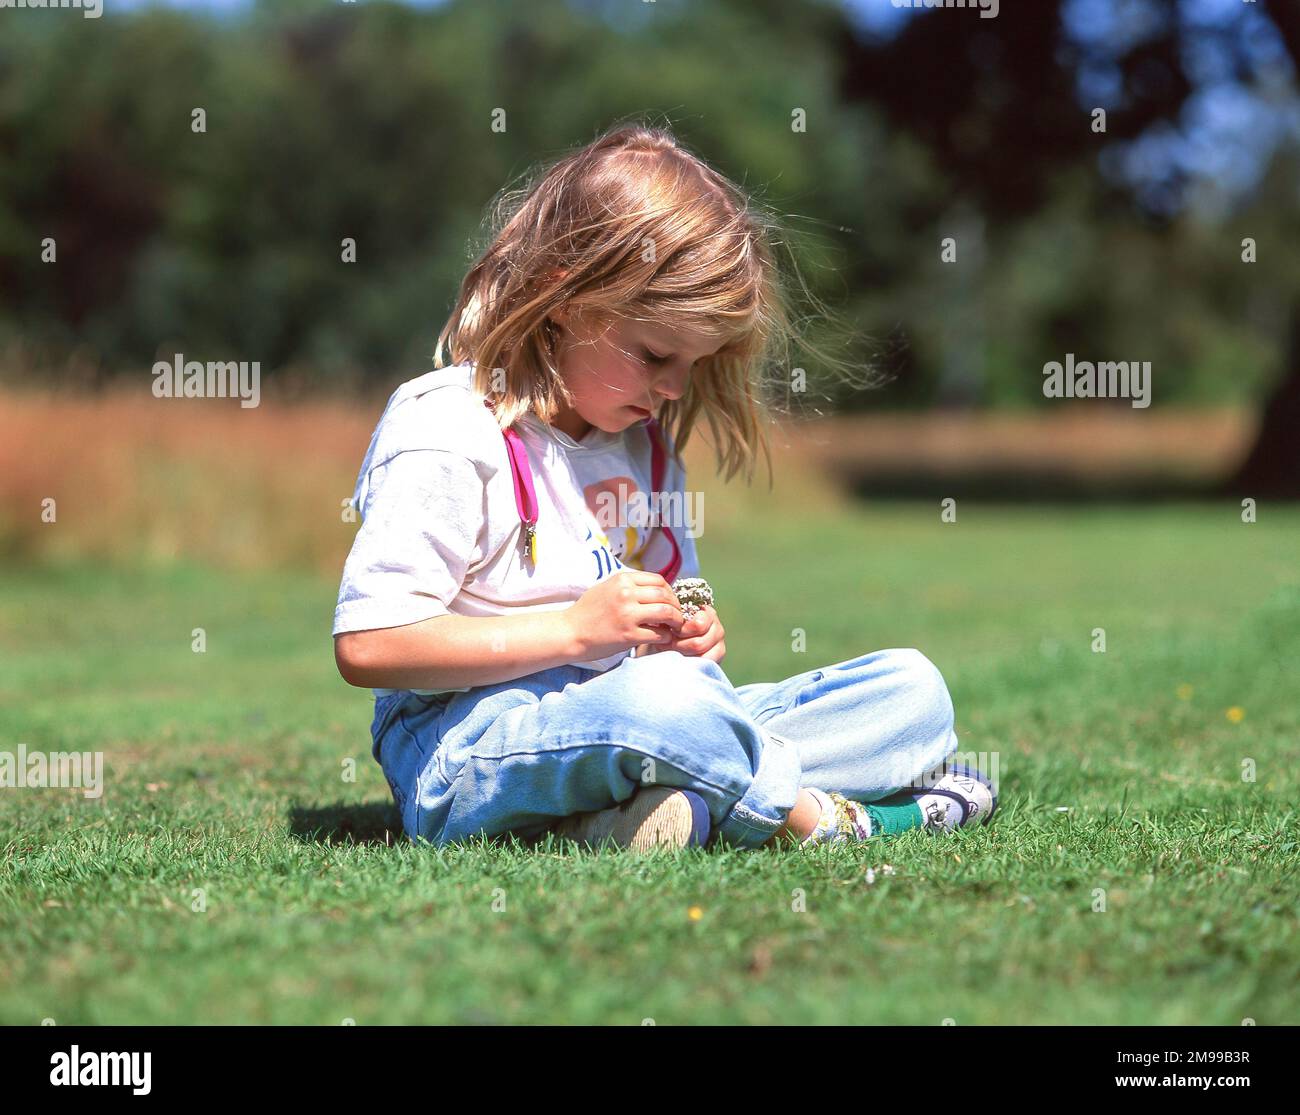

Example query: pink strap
[502,425,538,529]
[484,399,537,528]
[486,398,680,580]
[645,417,682,583]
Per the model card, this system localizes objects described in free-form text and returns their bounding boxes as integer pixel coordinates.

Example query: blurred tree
[837,0,1300,492]
[0,0,1295,497]
[1230,0,1300,495]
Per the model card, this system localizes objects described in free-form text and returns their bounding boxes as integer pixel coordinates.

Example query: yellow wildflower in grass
[1176,684,1194,701]
[1226,707,1245,723]
[687,906,703,921]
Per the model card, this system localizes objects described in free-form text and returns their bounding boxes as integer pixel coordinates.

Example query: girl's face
[549,309,725,441]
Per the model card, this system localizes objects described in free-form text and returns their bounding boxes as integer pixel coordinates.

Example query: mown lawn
[1,502,1296,1024]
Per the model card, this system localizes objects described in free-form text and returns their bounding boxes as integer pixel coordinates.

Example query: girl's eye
[642,349,670,366]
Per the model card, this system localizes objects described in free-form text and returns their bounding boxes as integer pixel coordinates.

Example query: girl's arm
[336,570,685,690]
[335,609,584,691]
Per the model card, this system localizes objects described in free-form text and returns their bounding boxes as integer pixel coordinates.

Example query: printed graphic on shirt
[582,475,649,569]
[584,524,626,581]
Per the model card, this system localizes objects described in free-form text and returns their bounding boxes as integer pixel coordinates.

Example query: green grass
[1,503,1297,1024]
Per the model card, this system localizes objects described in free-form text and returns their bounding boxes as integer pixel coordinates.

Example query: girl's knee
[620,651,727,719]
[609,652,754,764]
[886,647,956,737]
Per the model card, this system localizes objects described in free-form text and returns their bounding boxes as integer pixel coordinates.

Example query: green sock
[862,797,925,835]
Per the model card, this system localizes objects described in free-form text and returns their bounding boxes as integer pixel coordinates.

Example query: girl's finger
[632,626,673,644]
[646,603,685,630]
[638,585,683,613]
[671,631,718,654]
[676,616,706,638]
[627,571,677,592]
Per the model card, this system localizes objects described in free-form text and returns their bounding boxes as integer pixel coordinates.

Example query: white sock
[799,787,838,845]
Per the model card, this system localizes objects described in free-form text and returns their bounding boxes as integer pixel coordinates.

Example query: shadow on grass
[288,800,402,845]
[287,800,554,851]
[286,802,738,855]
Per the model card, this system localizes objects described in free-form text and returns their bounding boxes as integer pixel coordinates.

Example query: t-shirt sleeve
[332,448,487,635]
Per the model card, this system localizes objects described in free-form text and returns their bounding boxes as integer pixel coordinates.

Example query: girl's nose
[654,366,689,402]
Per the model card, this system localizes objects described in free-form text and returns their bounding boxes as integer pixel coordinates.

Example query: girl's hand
[565,570,685,661]
[640,604,725,665]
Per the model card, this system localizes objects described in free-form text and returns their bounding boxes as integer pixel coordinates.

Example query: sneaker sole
[558,788,711,851]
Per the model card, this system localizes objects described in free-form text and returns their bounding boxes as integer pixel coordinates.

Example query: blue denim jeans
[369,647,959,850]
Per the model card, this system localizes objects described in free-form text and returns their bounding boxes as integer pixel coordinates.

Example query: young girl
[332,123,995,852]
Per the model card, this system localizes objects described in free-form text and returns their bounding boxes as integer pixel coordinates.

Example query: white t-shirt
[333,364,702,696]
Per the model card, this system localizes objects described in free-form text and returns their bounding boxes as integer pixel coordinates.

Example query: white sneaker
[912,763,997,831]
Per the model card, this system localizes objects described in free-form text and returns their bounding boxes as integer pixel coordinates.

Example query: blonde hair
[434,118,864,486]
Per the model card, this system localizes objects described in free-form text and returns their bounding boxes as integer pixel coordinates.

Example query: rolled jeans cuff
[714,727,803,849]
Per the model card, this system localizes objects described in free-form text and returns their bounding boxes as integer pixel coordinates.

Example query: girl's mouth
[627,405,652,419]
